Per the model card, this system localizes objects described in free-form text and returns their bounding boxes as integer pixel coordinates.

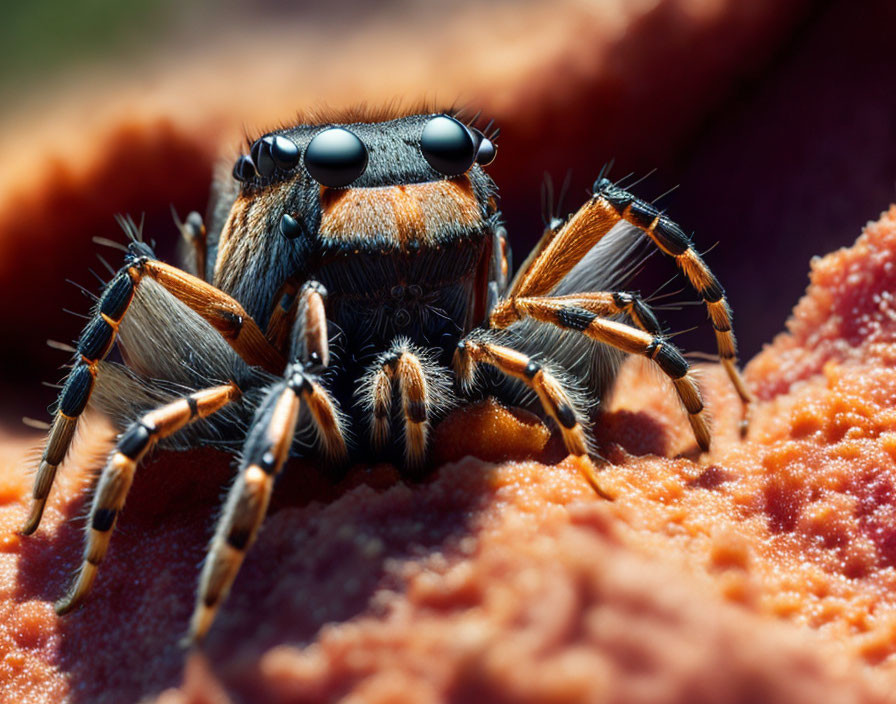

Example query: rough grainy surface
[3,0,895,701]
[4,209,896,702]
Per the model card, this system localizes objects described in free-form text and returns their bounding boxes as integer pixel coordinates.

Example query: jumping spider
[22,108,751,643]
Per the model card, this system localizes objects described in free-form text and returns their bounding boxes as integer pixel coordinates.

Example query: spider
[21,107,752,643]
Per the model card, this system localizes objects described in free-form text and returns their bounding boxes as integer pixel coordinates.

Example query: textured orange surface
[4,210,896,701]
[5,0,893,701]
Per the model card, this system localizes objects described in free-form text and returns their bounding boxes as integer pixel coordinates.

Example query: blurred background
[1,0,894,421]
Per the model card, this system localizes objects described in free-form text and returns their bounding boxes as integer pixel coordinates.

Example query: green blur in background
[0,0,178,98]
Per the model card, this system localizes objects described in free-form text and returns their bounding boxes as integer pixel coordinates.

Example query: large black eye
[420,116,476,176]
[303,128,368,188]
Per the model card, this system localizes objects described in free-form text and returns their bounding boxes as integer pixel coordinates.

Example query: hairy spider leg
[295,282,330,368]
[490,291,663,336]
[188,366,346,643]
[174,209,208,283]
[508,179,752,406]
[22,245,286,536]
[507,216,564,299]
[453,338,611,499]
[55,383,240,615]
[22,258,142,536]
[366,348,433,468]
[265,278,300,353]
[266,280,329,364]
[491,296,710,451]
[142,259,284,372]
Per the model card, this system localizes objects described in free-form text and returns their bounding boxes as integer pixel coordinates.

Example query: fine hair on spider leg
[509,220,650,402]
[357,337,457,468]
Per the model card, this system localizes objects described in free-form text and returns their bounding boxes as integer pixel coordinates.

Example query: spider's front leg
[453,336,611,499]
[55,383,241,614]
[21,241,284,535]
[359,340,455,469]
[188,363,347,643]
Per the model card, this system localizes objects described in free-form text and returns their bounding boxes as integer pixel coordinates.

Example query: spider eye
[232,155,256,182]
[420,116,476,177]
[475,136,496,166]
[270,136,300,170]
[251,135,300,177]
[303,128,368,188]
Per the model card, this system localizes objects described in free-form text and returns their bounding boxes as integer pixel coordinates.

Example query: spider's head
[213,111,500,322]
[227,112,498,247]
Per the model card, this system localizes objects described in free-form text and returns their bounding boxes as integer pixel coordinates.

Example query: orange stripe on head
[319,176,482,250]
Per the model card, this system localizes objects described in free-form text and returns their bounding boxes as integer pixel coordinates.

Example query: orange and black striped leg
[491,225,512,293]
[491,297,711,451]
[453,338,611,499]
[22,254,145,535]
[507,216,563,298]
[490,291,663,337]
[296,367,348,463]
[55,383,240,614]
[175,210,208,282]
[507,179,750,407]
[364,346,438,468]
[140,259,284,373]
[265,279,300,355]
[23,244,283,535]
[592,179,752,406]
[266,280,329,367]
[294,282,329,369]
[188,367,309,643]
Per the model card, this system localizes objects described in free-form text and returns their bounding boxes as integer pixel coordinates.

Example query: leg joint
[523,360,541,379]
[555,403,578,430]
[91,508,117,532]
[226,527,251,551]
[626,200,659,229]
[653,217,691,255]
[700,275,725,303]
[593,178,633,213]
[406,399,427,424]
[654,343,689,380]
[629,297,662,335]
[117,422,153,460]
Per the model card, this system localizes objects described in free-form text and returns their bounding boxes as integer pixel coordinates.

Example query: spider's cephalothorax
[21,108,752,643]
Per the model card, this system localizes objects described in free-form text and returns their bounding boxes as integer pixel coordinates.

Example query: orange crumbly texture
[2,209,896,701]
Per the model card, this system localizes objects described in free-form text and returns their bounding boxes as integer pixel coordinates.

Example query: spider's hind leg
[488,295,710,452]
[507,178,752,409]
[594,178,752,406]
[453,336,611,499]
